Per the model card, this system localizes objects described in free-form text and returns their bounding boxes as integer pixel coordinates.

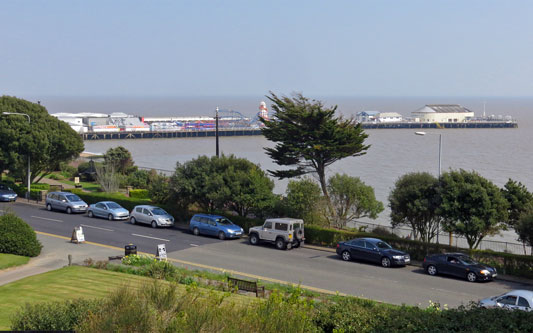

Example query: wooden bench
[228,277,265,298]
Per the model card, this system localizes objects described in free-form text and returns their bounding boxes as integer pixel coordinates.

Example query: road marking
[31,216,63,222]
[34,230,344,296]
[131,234,170,242]
[80,224,114,232]
[190,244,199,247]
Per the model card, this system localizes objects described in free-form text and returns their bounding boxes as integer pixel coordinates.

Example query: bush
[0,213,42,257]
[126,170,150,189]
[121,254,155,266]
[10,299,103,331]
[129,189,149,199]
[59,162,78,179]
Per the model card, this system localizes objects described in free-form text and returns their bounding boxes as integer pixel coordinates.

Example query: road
[1,201,531,308]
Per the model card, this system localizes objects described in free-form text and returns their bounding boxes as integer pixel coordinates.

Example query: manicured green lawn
[56,179,102,192]
[0,265,251,330]
[0,254,30,270]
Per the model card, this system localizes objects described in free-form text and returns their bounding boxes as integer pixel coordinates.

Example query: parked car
[130,205,174,228]
[479,290,533,311]
[88,201,129,221]
[45,191,88,214]
[422,253,497,282]
[248,218,305,250]
[0,184,17,202]
[189,214,243,240]
[336,237,410,268]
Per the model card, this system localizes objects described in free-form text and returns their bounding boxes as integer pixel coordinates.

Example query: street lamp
[2,112,31,199]
[215,107,220,157]
[414,131,442,243]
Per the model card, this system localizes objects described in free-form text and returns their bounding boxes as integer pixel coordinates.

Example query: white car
[479,290,533,311]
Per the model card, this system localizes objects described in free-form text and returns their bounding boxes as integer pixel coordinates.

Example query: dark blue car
[189,214,243,240]
[336,237,410,268]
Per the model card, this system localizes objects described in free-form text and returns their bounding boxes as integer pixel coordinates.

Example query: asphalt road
[1,201,531,308]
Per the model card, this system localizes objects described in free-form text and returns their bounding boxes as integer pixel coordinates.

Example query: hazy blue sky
[2,1,533,97]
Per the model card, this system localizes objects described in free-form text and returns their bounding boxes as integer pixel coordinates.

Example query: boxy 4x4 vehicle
[248,218,304,250]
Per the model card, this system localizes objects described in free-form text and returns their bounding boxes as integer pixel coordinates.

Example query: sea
[38,95,533,247]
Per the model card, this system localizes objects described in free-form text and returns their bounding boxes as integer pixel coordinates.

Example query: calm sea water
[41,96,533,243]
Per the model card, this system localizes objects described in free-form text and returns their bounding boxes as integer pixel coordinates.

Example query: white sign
[157,244,167,260]
[71,226,85,243]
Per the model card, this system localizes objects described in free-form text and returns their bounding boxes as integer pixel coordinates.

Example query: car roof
[98,201,118,205]
[49,191,77,195]
[359,238,383,243]
[265,218,304,224]
[504,290,533,299]
[133,205,158,209]
[194,213,224,219]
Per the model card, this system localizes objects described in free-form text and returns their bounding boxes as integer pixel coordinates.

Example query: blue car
[88,201,130,221]
[189,214,243,240]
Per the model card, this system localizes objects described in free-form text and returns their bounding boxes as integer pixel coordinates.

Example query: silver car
[130,205,174,228]
[479,290,533,311]
[46,191,88,214]
[88,201,129,221]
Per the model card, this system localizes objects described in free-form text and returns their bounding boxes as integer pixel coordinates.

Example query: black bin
[125,244,137,256]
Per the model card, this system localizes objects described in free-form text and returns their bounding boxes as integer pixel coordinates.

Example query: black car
[0,184,17,202]
[422,253,497,282]
[336,237,410,267]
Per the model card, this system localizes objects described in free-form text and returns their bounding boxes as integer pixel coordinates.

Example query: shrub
[129,189,149,199]
[10,299,103,331]
[126,170,150,189]
[0,213,42,257]
[59,162,78,179]
[121,254,155,266]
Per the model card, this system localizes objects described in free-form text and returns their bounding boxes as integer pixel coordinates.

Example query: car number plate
[492,273,497,277]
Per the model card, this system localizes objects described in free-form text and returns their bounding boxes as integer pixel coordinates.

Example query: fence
[349,220,532,256]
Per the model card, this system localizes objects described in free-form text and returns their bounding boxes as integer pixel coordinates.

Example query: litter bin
[125,244,137,256]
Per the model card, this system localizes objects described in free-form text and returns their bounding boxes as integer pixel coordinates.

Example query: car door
[206,219,218,236]
[197,217,210,234]
[497,295,518,309]
[363,241,381,263]
[348,239,366,260]
[441,255,461,276]
[142,208,152,224]
[517,297,531,311]
[261,221,275,241]
[95,203,106,217]
[57,195,68,211]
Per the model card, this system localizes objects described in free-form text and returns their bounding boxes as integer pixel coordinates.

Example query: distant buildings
[356,104,475,123]
[356,111,403,123]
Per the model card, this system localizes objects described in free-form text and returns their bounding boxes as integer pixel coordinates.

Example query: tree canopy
[439,169,509,249]
[501,179,533,227]
[389,172,441,243]
[260,92,370,216]
[0,96,84,183]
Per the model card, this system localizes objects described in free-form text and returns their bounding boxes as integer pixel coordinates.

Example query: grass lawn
[0,265,251,330]
[55,179,102,192]
[0,254,30,270]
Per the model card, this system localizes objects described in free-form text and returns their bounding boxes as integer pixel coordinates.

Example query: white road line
[190,244,199,247]
[131,234,170,242]
[80,224,114,232]
[31,216,63,222]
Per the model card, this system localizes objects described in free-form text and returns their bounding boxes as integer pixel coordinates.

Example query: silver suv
[46,191,88,214]
[248,218,305,250]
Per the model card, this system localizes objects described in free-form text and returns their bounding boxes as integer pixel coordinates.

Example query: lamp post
[2,112,31,199]
[215,107,220,157]
[415,131,442,244]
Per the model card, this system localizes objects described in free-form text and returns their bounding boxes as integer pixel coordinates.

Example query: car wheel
[249,233,259,245]
[130,217,136,225]
[341,251,352,261]
[275,238,287,250]
[293,240,301,248]
[108,214,113,221]
[88,211,94,218]
[427,265,438,276]
[381,257,391,268]
[47,204,52,211]
[66,207,72,214]
[218,231,226,240]
[151,221,157,228]
[467,272,477,282]
[193,227,200,236]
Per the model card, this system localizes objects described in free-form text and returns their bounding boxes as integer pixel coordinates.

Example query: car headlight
[240,228,244,232]
[480,269,490,275]
[393,255,404,260]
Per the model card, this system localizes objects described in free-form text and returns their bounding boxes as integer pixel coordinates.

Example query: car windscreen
[107,202,121,209]
[151,208,167,215]
[376,241,392,249]
[458,256,478,265]
[216,218,233,225]
[66,194,82,202]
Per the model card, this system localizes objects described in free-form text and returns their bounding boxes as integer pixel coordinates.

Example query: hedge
[128,189,149,199]
[65,189,151,212]
[0,213,42,257]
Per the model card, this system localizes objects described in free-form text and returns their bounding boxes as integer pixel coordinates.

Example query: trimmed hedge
[0,213,42,257]
[65,189,151,212]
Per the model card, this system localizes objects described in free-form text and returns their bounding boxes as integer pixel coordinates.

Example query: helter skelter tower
[258,101,269,121]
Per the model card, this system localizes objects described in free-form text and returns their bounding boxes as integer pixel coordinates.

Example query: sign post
[71,226,85,244]
[156,244,167,261]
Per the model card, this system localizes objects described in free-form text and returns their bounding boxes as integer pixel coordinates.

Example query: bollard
[68,254,72,266]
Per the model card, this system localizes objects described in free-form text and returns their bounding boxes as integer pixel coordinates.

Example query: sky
[2,0,533,97]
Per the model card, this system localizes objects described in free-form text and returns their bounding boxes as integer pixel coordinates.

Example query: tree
[261,92,370,217]
[0,96,84,182]
[104,146,134,174]
[439,169,509,249]
[95,163,119,193]
[284,178,325,224]
[169,155,276,216]
[328,173,383,228]
[515,212,533,255]
[389,172,441,243]
[501,179,533,227]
